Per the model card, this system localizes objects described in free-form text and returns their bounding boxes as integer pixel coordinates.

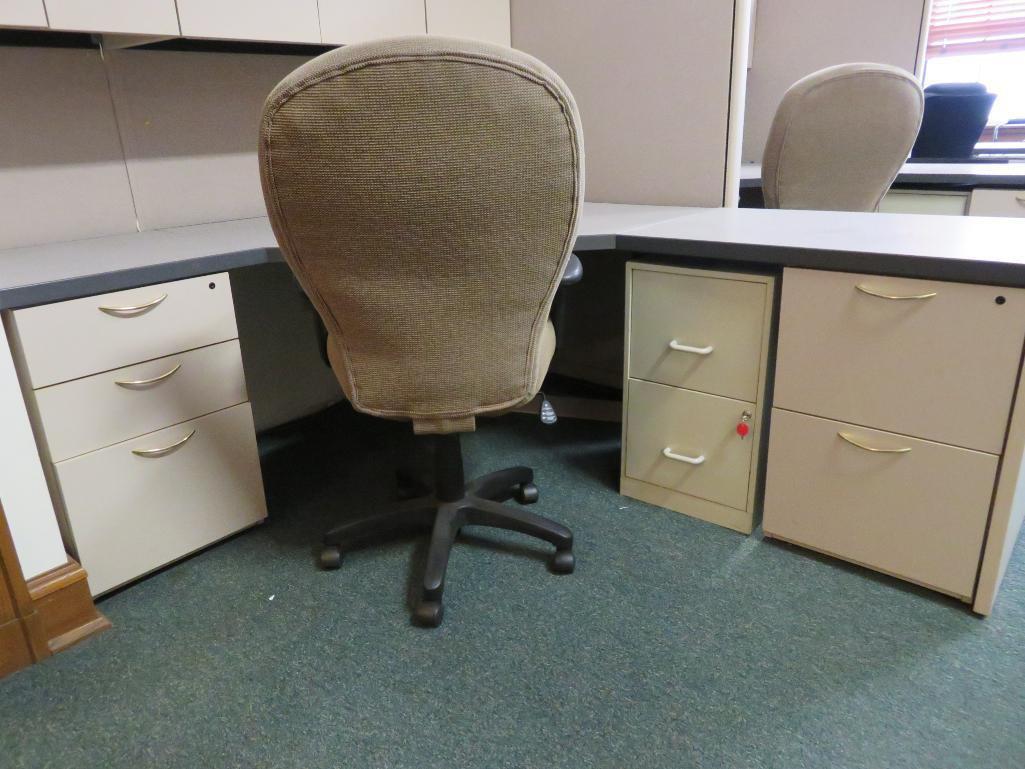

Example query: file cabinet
[5,273,267,595]
[764,267,1025,604]
[621,263,775,533]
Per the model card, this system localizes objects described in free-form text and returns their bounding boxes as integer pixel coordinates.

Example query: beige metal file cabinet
[621,263,775,534]
[764,267,1025,611]
[4,273,267,595]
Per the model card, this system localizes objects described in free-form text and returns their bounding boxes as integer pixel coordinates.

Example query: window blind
[927,0,1025,57]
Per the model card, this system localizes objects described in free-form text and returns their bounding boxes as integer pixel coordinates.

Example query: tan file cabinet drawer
[35,340,247,463]
[55,403,267,596]
[774,268,1025,454]
[624,379,755,512]
[968,188,1025,219]
[629,267,769,402]
[763,408,996,599]
[11,273,237,388]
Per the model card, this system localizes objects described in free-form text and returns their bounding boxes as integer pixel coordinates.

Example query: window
[924,0,1025,134]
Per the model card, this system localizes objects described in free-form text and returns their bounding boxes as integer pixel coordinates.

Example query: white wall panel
[512,0,735,206]
[106,50,309,230]
[0,47,138,250]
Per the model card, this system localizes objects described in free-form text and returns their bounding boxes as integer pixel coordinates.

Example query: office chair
[910,82,997,159]
[762,63,924,212]
[259,37,583,627]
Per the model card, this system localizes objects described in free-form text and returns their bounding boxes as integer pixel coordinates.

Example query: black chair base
[319,433,574,627]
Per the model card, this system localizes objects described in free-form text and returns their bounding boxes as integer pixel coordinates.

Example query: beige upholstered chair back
[762,63,924,212]
[259,37,583,434]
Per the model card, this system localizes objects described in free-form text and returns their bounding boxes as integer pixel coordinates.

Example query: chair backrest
[259,37,583,433]
[910,82,996,159]
[762,63,924,212]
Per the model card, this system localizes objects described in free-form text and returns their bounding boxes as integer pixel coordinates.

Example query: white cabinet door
[320,0,426,44]
[426,0,510,46]
[44,0,179,35]
[0,0,47,27]
[176,0,321,44]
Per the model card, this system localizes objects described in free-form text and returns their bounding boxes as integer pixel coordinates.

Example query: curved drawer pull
[838,431,911,454]
[669,340,715,355]
[1016,195,1025,207]
[662,447,706,465]
[115,362,182,388]
[855,284,937,301]
[98,293,168,316]
[131,429,196,458]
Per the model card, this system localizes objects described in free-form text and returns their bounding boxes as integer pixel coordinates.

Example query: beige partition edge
[742,0,927,163]
[511,0,741,206]
[975,354,1025,615]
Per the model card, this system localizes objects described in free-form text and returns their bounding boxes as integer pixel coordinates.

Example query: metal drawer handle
[838,431,911,454]
[669,340,715,355]
[132,429,196,457]
[855,284,937,301]
[98,293,168,316]
[115,362,182,388]
[1016,195,1025,207]
[662,447,706,465]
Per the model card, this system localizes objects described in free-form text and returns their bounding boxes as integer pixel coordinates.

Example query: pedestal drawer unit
[621,263,775,533]
[764,267,1025,610]
[4,273,267,596]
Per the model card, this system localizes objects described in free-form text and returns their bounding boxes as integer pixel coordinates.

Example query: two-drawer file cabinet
[620,263,776,533]
[4,273,267,595]
[764,268,1025,606]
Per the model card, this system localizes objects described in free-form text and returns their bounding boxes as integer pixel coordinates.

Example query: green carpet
[3,407,1024,769]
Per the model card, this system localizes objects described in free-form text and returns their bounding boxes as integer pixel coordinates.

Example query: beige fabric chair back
[259,37,583,434]
[762,63,923,212]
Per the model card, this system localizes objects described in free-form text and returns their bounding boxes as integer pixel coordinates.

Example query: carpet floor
[2,406,1024,769]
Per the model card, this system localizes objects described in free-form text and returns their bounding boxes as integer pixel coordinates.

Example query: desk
[3,203,1025,615]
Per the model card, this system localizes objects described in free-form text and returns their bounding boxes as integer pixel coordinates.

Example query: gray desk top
[0,204,691,310]
[618,207,1025,286]
[739,161,1025,190]
[3,203,1025,310]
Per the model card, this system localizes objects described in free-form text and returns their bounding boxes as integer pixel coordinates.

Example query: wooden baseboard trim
[28,559,110,654]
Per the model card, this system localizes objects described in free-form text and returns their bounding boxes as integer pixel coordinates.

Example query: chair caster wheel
[319,545,342,570]
[550,550,575,574]
[514,482,539,504]
[413,601,444,627]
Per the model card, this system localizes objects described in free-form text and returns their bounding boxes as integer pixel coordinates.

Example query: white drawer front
[629,267,768,402]
[968,188,1025,219]
[624,379,755,512]
[774,267,1025,454]
[763,408,996,599]
[56,403,267,595]
[12,273,237,388]
[35,340,247,463]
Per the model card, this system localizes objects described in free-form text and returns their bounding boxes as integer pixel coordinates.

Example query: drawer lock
[737,410,752,439]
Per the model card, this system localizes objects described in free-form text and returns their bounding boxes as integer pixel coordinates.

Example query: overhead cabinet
[319,0,426,44]
[0,0,47,27]
[44,0,179,35]
[176,0,321,44]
